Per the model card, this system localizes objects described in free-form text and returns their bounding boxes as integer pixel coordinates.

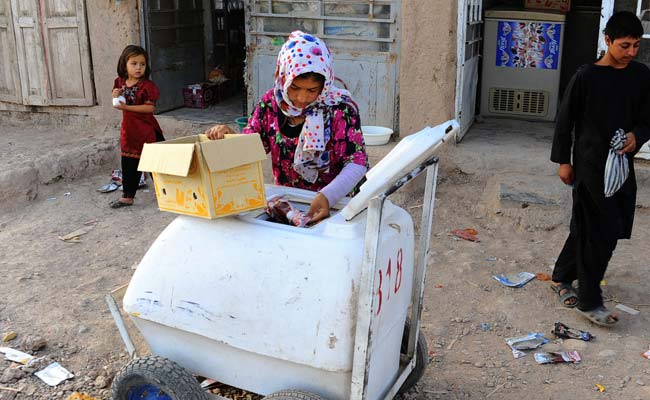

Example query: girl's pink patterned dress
[244,89,368,194]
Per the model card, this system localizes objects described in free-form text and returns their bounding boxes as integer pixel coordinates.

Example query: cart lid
[340,120,459,220]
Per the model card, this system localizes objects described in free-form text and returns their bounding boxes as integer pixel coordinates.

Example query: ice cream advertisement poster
[496,20,561,69]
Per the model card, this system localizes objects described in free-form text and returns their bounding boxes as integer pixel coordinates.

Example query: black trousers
[122,130,165,198]
[121,156,141,198]
[552,230,617,311]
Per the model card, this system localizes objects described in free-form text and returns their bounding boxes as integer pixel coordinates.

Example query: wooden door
[0,0,21,103]
[11,0,48,105]
[41,0,94,105]
[6,0,94,106]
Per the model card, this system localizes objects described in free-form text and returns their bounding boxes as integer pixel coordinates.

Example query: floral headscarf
[274,30,356,183]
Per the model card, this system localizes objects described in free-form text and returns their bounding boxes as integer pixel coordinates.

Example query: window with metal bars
[248,0,397,52]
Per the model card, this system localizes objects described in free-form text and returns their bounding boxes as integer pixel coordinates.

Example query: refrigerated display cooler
[480,9,566,121]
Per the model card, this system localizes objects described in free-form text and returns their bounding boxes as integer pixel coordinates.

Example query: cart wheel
[263,389,326,400]
[111,355,209,400]
[398,320,429,395]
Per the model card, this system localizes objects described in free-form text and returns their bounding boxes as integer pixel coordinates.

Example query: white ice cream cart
[107,120,459,400]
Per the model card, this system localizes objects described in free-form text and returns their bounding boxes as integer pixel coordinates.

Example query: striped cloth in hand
[604,128,629,198]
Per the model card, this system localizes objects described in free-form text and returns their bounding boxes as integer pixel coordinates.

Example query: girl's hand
[112,88,121,98]
[307,192,330,223]
[205,124,236,140]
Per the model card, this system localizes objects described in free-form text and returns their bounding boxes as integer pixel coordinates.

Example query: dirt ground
[1,119,649,400]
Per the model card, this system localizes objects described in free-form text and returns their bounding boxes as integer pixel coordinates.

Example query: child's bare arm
[116,103,155,114]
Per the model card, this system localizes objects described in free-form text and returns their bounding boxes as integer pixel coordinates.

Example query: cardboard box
[524,0,570,12]
[138,134,267,219]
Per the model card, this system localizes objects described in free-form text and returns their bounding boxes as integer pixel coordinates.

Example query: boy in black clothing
[550,11,650,326]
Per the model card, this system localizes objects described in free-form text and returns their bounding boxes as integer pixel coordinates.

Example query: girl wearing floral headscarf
[206,31,368,222]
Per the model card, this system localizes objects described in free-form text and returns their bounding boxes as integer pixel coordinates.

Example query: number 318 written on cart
[376,248,403,316]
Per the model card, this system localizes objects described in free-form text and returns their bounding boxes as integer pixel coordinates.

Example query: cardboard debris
[67,392,98,400]
[1,332,17,342]
[138,134,267,219]
[451,228,479,242]
[58,222,97,243]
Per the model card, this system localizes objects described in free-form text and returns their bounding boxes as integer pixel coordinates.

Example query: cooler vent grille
[489,88,548,116]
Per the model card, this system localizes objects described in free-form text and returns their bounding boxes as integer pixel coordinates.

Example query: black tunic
[551,61,650,240]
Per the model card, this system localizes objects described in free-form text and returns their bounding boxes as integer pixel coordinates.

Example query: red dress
[113,77,163,158]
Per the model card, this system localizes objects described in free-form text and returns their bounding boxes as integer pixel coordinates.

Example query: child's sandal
[550,282,578,308]
[109,200,133,209]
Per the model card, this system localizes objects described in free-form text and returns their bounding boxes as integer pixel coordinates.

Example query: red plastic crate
[183,81,232,109]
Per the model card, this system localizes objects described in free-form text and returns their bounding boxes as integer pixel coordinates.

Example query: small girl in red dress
[110,45,164,208]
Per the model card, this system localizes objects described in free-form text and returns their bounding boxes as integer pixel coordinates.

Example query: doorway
[455,0,606,141]
[141,0,247,123]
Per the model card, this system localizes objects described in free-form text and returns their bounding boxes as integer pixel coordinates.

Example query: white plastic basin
[362,126,393,146]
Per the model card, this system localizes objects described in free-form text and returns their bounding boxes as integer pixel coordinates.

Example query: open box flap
[138,142,196,177]
[201,133,267,172]
[340,120,459,220]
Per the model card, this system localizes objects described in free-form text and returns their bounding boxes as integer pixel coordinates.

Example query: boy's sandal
[550,282,578,308]
[576,306,619,327]
[109,200,133,209]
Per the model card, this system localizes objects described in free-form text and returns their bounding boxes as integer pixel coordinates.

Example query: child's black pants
[552,227,617,312]
[121,156,141,198]
[122,131,165,198]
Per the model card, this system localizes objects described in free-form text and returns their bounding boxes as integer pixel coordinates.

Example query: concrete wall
[2,0,463,140]
[87,1,143,125]
[398,1,457,136]
[0,1,142,130]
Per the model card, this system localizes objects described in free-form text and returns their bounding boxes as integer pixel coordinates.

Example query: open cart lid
[340,120,459,221]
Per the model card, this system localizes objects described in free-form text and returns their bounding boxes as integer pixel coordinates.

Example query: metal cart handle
[350,154,440,400]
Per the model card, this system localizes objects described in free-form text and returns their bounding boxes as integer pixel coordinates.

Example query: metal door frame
[598,0,615,56]
[454,0,483,142]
